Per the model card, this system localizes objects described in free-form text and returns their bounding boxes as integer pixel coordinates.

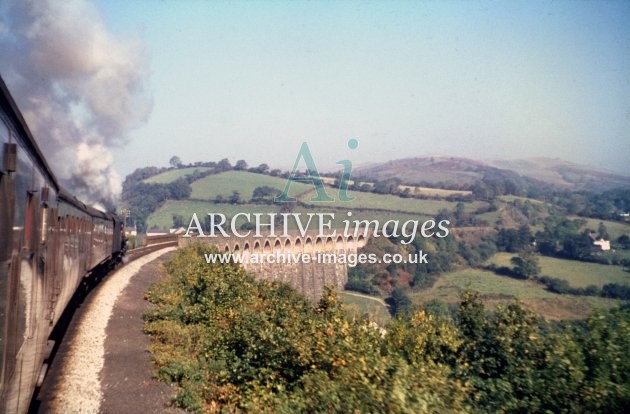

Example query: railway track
[27,234,179,412]
[124,234,179,262]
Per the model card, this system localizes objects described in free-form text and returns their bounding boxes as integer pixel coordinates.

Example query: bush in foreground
[145,244,630,413]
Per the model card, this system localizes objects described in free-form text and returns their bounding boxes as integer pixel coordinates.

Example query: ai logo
[275,139,359,202]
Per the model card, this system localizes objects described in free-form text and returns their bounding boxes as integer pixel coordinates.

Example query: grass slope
[411,268,620,320]
[190,171,313,201]
[444,268,556,300]
[148,201,429,232]
[298,189,488,215]
[487,252,630,287]
[568,216,630,241]
[147,200,279,229]
[143,167,211,184]
[354,156,487,186]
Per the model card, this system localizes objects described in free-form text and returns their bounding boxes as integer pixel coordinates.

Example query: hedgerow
[144,244,630,413]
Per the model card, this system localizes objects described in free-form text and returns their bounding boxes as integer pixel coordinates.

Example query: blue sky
[97,0,630,175]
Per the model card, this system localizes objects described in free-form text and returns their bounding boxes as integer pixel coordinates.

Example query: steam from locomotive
[0,0,152,210]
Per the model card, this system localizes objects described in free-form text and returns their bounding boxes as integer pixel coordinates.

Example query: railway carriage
[0,76,125,413]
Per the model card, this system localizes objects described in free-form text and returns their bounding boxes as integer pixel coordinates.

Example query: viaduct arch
[180,231,367,302]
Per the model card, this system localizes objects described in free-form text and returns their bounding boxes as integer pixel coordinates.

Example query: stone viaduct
[179,231,367,302]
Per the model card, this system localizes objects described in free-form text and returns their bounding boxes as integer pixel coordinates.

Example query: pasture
[298,188,487,215]
[147,200,279,229]
[411,268,620,320]
[143,167,212,184]
[568,216,630,240]
[486,252,630,287]
[190,171,313,201]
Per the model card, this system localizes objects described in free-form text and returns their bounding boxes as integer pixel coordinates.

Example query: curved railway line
[30,242,180,413]
[0,72,183,413]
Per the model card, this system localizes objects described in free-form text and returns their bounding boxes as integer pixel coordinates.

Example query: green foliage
[496,225,533,252]
[145,244,469,413]
[345,267,378,295]
[510,249,541,279]
[169,155,183,168]
[574,307,630,411]
[536,215,596,260]
[121,178,192,231]
[389,287,413,316]
[457,292,630,413]
[145,246,630,413]
[557,188,630,221]
[251,185,281,204]
[617,234,630,249]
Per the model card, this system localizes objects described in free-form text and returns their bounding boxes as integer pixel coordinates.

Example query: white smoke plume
[0,0,152,210]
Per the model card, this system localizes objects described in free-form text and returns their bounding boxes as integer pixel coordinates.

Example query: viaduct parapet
[179,231,367,302]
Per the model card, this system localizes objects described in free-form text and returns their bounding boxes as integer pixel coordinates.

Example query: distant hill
[486,157,630,191]
[354,156,630,191]
[353,156,489,188]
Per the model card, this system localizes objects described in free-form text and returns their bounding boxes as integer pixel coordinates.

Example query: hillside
[143,166,212,184]
[354,156,489,187]
[123,161,630,322]
[354,156,630,191]
[487,157,630,191]
[190,170,312,201]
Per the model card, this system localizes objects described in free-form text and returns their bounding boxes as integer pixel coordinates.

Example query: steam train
[0,76,125,413]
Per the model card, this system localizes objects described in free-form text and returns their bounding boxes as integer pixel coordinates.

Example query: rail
[124,234,179,262]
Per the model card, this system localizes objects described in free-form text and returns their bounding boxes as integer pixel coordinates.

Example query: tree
[228,191,241,204]
[172,214,186,228]
[562,233,593,260]
[496,225,532,253]
[597,222,610,240]
[455,202,466,220]
[235,159,248,170]
[217,158,232,171]
[169,155,182,168]
[254,163,270,174]
[390,287,413,316]
[511,249,540,279]
[168,178,192,199]
[373,178,401,195]
[251,186,281,203]
[616,234,630,249]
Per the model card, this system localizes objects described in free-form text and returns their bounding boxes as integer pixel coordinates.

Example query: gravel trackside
[35,247,181,413]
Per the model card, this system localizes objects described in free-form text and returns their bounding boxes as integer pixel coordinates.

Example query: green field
[143,167,212,184]
[411,268,620,320]
[340,291,391,326]
[444,268,557,300]
[568,216,630,240]
[148,199,431,232]
[147,200,279,229]
[399,185,472,197]
[497,195,545,204]
[298,188,488,215]
[475,209,502,226]
[486,252,630,288]
[320,177,471,197]
[190,171,313,201]
[290,206,430,232]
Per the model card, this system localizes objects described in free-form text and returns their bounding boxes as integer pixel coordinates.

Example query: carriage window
[23,193,35,251]
[0,118,8,144]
